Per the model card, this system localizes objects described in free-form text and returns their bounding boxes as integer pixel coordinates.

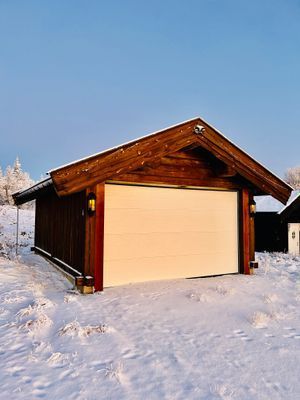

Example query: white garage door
[104,184,239,287]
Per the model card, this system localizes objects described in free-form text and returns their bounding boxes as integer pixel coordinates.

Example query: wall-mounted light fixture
[87,192,96,216]
[193,125,206,135]
[249,199,256,216]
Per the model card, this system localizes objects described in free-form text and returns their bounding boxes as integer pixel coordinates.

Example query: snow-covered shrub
[250,311,271,328]
[58,320,108,337]
[101,362,124,383]
[285,165,300,189]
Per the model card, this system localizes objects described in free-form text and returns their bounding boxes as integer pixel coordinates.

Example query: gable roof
[14,117,292,205]
[49,117,292,203]
[255,190,300,214]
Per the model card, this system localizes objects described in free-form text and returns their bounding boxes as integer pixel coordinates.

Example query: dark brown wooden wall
[35,188,86,274]
[255,212,289,253]
[111,147,254,191]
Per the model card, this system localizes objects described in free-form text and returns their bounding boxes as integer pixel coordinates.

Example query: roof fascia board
[50,119,199,196]
[49,117,200,174]
[193,119,291,204]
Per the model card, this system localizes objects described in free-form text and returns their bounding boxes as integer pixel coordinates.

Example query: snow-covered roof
[255,190,300,213]
[278,190,300,215]
[13,177,53,205]
[255,196,283,212]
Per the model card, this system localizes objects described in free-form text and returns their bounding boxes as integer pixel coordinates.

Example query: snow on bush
[17,298,54,318]
[47,352,70,367]
[250,309,289,329]
[101,362,124,384]
[210,383,235,399]
[250,311,272,328]
[58,320,108,337]
[20,313,53,333]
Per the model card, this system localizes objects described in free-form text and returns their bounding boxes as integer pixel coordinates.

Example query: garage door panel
[105,253,237,287]
[105,231,237,259]
[107,186,235,210]
[105,207,237,234]
[104,184,239,287]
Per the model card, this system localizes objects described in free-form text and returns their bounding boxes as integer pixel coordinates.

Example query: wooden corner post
[240,188,251,274]
[94,183,105,291]
[84,183,105,291]
[249,193,255,263]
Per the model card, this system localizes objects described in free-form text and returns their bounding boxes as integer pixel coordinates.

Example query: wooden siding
[240,188,251,274]
[110,147,253,190]
[35,188,86,275]
[84,184,105,291]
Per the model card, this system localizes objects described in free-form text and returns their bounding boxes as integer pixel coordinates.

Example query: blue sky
[1,0,300,180]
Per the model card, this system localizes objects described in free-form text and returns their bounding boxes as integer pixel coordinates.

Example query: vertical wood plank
[94,183,105,291]
[240,188,250,274]
[84,187,96,277]
[35,189,85,275]
[249,193,255,262]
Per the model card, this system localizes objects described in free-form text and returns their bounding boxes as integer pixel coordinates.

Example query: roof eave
[13,177,54,205]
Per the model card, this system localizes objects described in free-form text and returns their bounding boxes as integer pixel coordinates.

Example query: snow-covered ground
[0,205,300,399]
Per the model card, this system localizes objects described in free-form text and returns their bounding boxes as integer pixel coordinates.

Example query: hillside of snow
[0,205,300,399]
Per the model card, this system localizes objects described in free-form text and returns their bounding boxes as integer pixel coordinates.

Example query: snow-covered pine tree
[0,157,35,206]
[0,167,5,205]
[4,165,14,205]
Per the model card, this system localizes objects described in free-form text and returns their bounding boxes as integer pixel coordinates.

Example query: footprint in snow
[282,328,300,339]
[32,388,46,398]
[121,349,141,360]
[263,293,278,304]
[264,333,275,338]
[233,329,252,342]
[59,369,74,379]
[33,379,52,390]
[21,376,32,384]
[262,378,290,395]
[6,366,26,376]
[209,332,221,339]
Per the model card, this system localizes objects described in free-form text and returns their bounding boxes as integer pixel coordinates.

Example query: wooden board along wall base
[103,183,239,287]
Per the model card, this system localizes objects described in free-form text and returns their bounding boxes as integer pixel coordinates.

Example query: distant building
[255,191,300,254]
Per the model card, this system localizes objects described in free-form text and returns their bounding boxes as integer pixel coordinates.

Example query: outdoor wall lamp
[249,199,256,216]
[193,125,206,135]
[87,192,96,216]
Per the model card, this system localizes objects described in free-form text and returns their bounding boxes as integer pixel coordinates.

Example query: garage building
[14,117,292,291]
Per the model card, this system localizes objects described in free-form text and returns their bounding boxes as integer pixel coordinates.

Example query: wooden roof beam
[51,120,198,196]
[192,123,291,204]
